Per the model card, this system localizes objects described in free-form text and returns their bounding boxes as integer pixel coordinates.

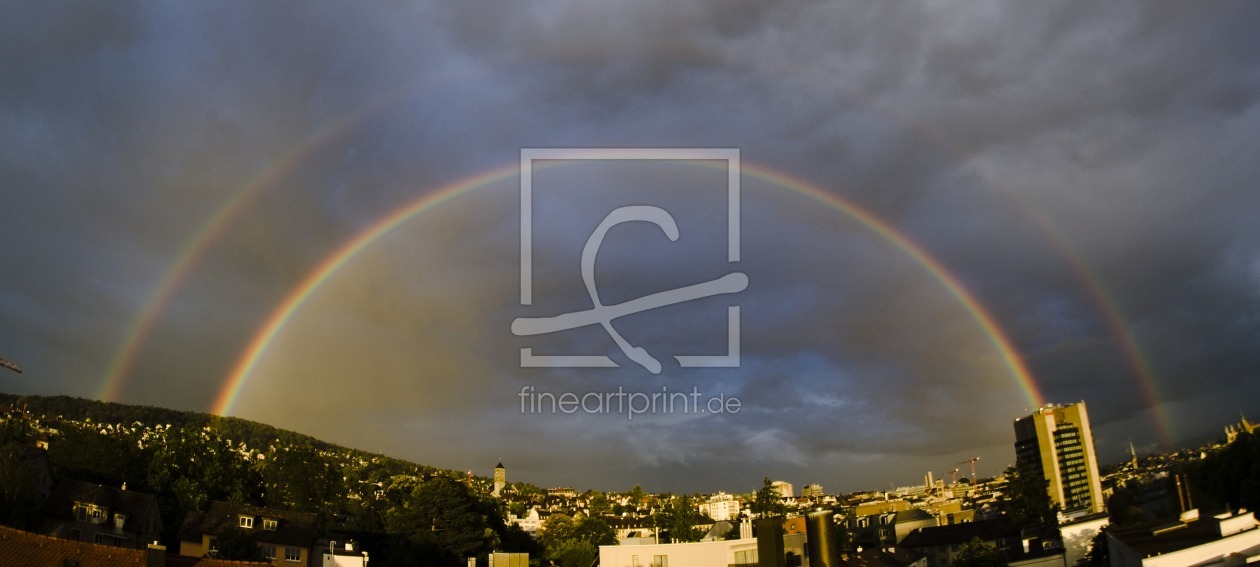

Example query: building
[899,519,1021,567]
[178,502,316,567]
[698,492,742,522]
[1108,509,1260,566]
[1014,402,1105,517]
[802,484,824,498]
[849,508,936,551]
[493,462,506,497]
[771,481,794,499]
[317,540,370,567]
[1059,512,1107,567]
[599,537,760,567]
[507,507,542,536]
[0,525,266,567]
[1225,415,1258,444]
[40,479,163,549]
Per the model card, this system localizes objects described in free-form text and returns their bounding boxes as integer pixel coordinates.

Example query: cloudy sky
[3,2,1259,495]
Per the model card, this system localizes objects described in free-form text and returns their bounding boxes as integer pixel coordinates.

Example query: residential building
[599,537,760,567]
[0,525,265,567]
[178,502,316,567]
[698,492,741,522]
[899,519,1021,567]
[1108,509,1260,566]
[849,508,935,550]
[39,479,163,549]
[507,507,542,536]
[1014,402,1105,517]
[317,539,370,567]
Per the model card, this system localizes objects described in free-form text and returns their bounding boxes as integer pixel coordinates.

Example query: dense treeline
[0,393,540,566]
[1181,429,1260,513]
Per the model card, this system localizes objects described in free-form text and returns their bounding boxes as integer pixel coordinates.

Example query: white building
[321,541,369,567]
[508,507,542,536]
[698,492,742,522]
[771,481,794,499]
[1109,509,1260,567]
[600,538,759,567]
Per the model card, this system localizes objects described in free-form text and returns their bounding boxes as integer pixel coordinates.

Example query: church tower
[493,461,506,497]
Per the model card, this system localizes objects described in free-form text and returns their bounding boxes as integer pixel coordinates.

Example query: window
[208,537,219,553]
[652,555,668,567]
[238,515,254,529]
[631,556,640,567]
[285,547,301,562]
[263,517,278,531]
[734,550,758,564]
[260,544,277,560]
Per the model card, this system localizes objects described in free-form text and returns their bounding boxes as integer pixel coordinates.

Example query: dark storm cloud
[2,1,1258,492]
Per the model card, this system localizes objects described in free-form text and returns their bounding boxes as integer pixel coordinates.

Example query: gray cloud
[1,1,1258,493]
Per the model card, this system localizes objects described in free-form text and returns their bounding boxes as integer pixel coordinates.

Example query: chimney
[146,543,166,567]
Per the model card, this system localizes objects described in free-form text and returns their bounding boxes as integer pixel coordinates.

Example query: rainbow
[212,160,1045,416]
[865,97,1172,445]
[96,87,417,403]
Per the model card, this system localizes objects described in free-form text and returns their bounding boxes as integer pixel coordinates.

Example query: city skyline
[2,3,1260,495]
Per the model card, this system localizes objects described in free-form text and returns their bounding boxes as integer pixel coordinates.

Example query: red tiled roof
[0,525,267,567]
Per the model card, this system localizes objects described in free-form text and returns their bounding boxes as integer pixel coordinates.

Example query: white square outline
[519,148,741,369]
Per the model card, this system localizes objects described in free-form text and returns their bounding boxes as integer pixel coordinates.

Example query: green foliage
[0,415,42,529]
[1001,466,1058,528]
[46,421,147,488]
[260,442,344,532]
[1085,526,1110,566]
[548,539,597,567]
[214,525,262,560]
[383,475,497,561]
[953,537,1007,567]
[653,496,705,543]
[751,477,787,519]
[1181,430,1260,512]
[540,514,616,565]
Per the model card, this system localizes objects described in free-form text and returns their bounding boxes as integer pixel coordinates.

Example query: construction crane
[952,456,980,484]
[0,357,20,374]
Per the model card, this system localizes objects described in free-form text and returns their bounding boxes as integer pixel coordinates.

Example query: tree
[1084,526,1110,566]
[953,538,1006,567]
[0,415,42,529]
[214,525,262,561]
[1001,466,1057,527]
[751,477,788,519]
[653,496,705,543]
[383,475,496,562]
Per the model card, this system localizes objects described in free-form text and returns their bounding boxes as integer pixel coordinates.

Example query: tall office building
[1013,402,1105,517]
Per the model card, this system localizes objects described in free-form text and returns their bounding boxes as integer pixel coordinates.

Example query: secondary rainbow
[96,87,417,403]
[212,160,1045,416]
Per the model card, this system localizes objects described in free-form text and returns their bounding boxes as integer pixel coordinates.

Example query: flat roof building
[1014,402,1105,517]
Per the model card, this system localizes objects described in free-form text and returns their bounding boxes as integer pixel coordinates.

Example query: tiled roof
[177,501,316,548]
[0,525,265,567]
[43,479,160,523]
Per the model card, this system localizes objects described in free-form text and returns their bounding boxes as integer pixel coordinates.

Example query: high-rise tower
[1014,402,1105,517]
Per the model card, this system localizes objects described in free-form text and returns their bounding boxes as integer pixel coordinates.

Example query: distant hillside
[0,392,332,450]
